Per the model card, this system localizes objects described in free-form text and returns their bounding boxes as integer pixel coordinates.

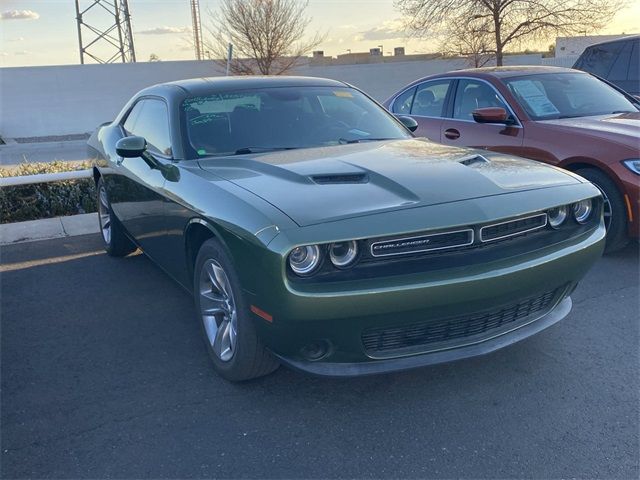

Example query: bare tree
[203,0,324,75]
[441,17,495,67]
[395,0,624,66]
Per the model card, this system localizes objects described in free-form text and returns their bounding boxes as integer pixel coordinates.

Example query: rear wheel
[575,168,628,253]
[194,238,279,381]
[97,177,136,257]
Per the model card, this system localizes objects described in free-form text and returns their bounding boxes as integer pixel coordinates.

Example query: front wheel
[96,177,136,257]
[194,238,279,381]
[575,168,629,253]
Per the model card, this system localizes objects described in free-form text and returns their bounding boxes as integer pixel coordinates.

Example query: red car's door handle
[444,128,460,140]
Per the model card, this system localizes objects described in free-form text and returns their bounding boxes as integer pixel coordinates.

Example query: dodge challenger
[88,76,605,381]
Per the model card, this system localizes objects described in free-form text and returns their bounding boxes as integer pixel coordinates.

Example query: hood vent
[458,154,489,166]
[311,173,368,185]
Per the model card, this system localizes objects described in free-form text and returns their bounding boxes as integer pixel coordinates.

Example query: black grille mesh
[362,287,561,356]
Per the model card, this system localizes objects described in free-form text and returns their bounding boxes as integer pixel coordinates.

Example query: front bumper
[248,223,604,375]
[278,296,572,377]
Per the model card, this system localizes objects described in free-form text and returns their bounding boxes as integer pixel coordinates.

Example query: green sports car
[89,76,605,381]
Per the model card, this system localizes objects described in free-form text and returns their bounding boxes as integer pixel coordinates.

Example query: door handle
[444,128,460,140]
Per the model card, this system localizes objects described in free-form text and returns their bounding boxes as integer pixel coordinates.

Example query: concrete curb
[0,213,99,246]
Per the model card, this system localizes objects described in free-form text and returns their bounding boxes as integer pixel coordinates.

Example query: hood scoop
[458,154,490,167]
[311,173,369,185]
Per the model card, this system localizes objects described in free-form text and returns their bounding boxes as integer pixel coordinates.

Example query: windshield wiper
[234,146,300,155]
[338,137,395,144]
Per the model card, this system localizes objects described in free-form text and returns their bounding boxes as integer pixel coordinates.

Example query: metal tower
[190,0,204,60]
[75,0,136,64]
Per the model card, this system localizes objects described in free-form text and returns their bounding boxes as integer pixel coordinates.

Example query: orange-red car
[384,66,640,251]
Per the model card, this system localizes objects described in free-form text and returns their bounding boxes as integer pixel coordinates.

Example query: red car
[384,66,640,252]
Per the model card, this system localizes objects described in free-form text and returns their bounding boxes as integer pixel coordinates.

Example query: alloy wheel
[98,184,111,245]
[199,259,238,362]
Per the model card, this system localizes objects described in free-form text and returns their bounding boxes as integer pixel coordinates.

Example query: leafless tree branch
[201,0,325,75]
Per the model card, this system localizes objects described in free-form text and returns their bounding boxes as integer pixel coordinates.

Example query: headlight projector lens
[289,245,321,275]
[329,241,358,267]
[573,199,593,224]
[548,205,568,228]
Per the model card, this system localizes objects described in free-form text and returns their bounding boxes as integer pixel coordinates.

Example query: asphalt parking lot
[1,234,638,479]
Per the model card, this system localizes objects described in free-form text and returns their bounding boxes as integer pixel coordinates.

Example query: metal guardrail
[0,169,93,187]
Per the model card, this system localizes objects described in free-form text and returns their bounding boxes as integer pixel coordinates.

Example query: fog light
[548,205,568,229]
[573,199,593,224]
[300,340,331,361]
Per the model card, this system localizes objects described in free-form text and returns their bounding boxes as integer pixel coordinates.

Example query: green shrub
[0,161,97,224]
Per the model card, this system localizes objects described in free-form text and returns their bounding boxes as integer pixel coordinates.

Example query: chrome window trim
[479,213,548,243]
[390,76,523,127]
[370,228,475,257]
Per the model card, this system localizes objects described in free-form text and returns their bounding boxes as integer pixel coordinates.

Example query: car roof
[441,65,579,78]
[141,75,349,97]
[582,35,640,48]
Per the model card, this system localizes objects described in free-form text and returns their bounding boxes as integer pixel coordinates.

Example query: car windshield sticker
[510,80,560,117]
[334,90,353,98]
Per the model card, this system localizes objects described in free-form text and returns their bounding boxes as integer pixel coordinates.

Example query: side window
[628,41,639,83]
[453,79,508,120]
[608,41,633,81]
[123,102,143,134]
[411,81,451,117]
[392,87,416,114]
[124,99,172,156]
[581,43,623,77]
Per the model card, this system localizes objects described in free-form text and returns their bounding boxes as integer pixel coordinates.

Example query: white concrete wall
[0,54,542,138]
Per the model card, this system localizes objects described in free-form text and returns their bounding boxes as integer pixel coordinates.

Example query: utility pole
[75,0,136,64]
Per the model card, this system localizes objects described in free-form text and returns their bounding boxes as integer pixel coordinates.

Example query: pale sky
[1,0,639,67]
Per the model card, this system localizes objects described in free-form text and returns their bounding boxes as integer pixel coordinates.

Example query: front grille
[370,229,474,257]
[362,287,562,357]
[480,214,547,242]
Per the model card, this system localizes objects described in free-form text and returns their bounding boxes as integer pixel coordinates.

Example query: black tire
[96,177,136,257]
[194,238,279,381]
[575,168,629,253]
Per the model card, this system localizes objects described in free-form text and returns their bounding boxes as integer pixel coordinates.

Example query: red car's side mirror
[472,107,514,125]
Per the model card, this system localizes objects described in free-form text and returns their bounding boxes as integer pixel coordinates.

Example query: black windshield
[181,86,411,158]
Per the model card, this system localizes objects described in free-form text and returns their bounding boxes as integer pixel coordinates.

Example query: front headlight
[547,205,568,228]
[622,159,640,175]
[288,245,321,275]
[329,241,358,267]
[573,199,593,224]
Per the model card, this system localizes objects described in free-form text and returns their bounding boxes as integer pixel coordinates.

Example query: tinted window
[392,87,416,114]
[453,79,508,120]
[609,41,633,81]
[505,72,638,120]
[181,87,411,158]
[579,42,624,77]
[628,41,639,83]
[124,99,172,156]
[411,80,451,117]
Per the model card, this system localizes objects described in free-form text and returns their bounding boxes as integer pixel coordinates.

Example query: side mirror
[116,136,147,157]
[472,107,514,125]
[396,115,419,132]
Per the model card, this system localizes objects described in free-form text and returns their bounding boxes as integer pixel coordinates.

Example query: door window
[392,87,416,114]
[608,41,633,82]
[453,80,509,120]
[410,81,451,117]
[123,99,172,156]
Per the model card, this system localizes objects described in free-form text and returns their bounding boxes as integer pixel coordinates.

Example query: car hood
[198,139,581,227]
[538,112,640,145]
